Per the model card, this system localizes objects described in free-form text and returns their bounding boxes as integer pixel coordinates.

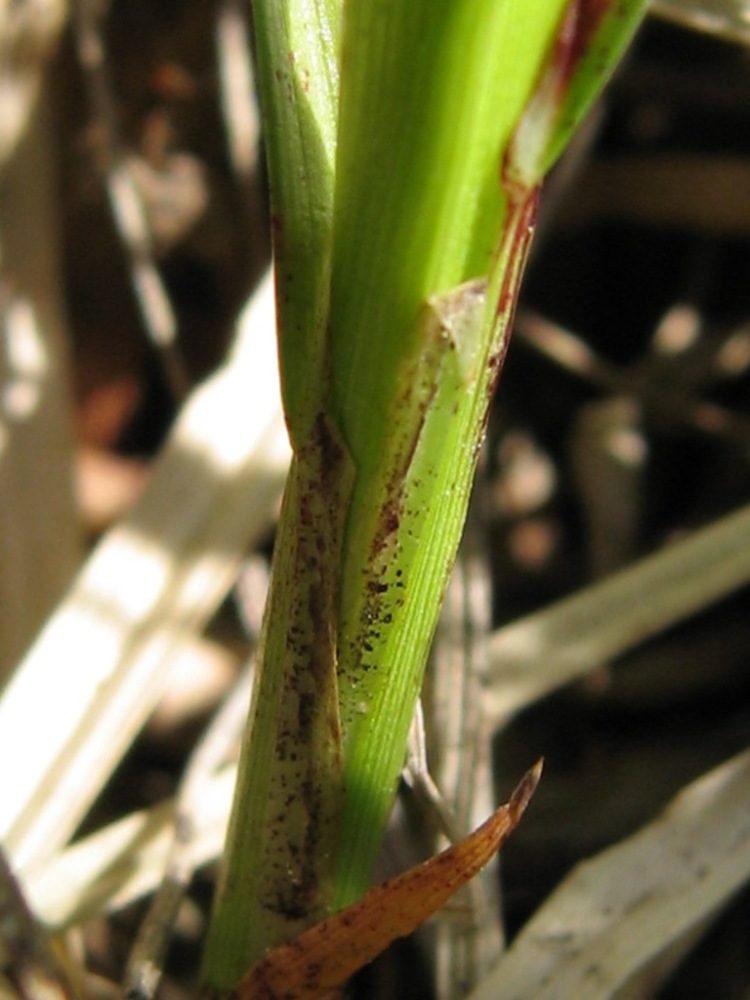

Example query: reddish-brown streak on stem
[475,186,539,451]
[557,0,612,90]
[497,188,540,320]
[231,760,543,1000]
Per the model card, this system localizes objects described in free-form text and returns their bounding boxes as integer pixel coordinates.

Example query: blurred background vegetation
[2,2,750,998]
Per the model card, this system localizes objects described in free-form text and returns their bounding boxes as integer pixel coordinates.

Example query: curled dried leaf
[231,760,543,1000]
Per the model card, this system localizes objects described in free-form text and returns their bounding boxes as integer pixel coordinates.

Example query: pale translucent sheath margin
[0,270,290,872]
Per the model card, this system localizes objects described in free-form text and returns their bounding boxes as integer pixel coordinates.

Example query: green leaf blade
[324,0,572,906]
[328,0,570,470]
[253,0,342,445]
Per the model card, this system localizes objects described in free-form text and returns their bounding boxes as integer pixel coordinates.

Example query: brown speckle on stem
[232,760,543,1000]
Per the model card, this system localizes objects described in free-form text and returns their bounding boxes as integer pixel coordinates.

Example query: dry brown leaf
[231,760,543,1000]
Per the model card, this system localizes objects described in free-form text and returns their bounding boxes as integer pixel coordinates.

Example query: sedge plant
[201,0,650,992]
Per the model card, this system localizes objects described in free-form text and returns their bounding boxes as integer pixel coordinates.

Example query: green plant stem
[201,0,651,990]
